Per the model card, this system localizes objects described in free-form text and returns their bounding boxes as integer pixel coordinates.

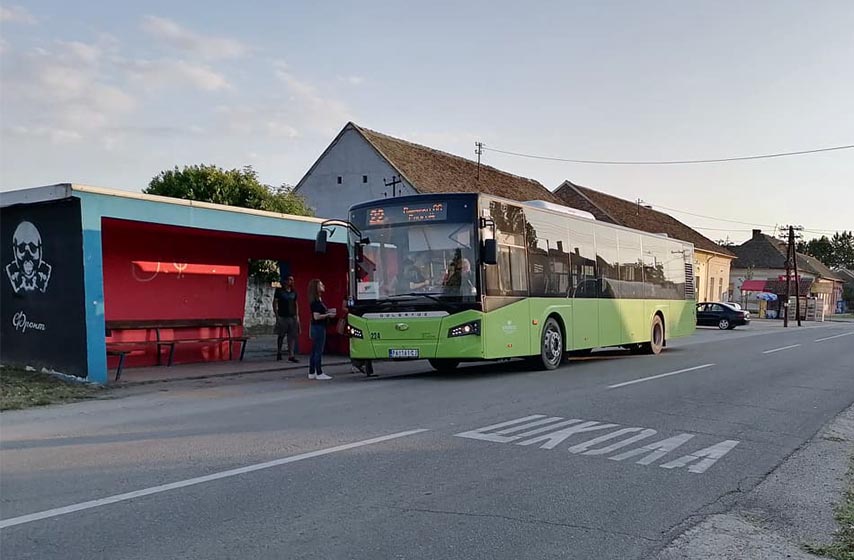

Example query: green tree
[830,231,854,269]
[145,164,312,216]
[797,231,854,269]
[797,235,834,266]
[144,164,314,280]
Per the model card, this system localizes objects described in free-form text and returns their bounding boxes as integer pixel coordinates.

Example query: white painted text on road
[456,415,738,474]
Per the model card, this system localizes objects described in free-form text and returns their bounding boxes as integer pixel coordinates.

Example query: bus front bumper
[347,314,484,361]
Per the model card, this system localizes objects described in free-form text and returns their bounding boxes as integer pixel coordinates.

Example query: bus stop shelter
[1,184,347,384]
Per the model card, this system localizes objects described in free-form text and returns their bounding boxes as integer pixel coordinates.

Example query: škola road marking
[0,429,429,530]
[762,344,801,354]
[455,414,738,474]
[607,364,715,389]
[815,331,854,343]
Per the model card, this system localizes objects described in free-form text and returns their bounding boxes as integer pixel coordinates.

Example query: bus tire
[640,315,665,355]
[429,359,460,372]
[537,317,565,370]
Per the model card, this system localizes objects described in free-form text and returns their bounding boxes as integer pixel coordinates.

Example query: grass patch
[805,456,854,559]
[0,367,102,411]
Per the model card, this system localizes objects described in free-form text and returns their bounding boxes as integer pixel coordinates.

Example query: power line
[647,203,844,236]
[647,203,776,228]
[483,143,854,165]
[691,226,755,232]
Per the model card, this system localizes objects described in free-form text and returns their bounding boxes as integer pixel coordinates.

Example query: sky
[1,0,852,243]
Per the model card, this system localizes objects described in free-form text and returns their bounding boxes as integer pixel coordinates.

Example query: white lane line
[762,344,801,354]
[815,331,854,343]
[608,364,715,389]
[0,429,428,530]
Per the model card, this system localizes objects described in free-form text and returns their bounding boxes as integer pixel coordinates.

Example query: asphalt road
[2,321,853,559]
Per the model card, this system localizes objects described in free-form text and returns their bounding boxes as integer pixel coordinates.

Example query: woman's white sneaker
[315,373,332,380]
[308,373,316,380]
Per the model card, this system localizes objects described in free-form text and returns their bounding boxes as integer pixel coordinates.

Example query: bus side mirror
[315,230,328,254]
[355,243,365,263]
[483,239,498,265]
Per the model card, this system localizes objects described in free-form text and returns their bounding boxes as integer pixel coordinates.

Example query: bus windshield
[353,221,478,302]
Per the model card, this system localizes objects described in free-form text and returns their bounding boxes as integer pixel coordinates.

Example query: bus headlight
[347,325,364,339]
[448,320,481,338]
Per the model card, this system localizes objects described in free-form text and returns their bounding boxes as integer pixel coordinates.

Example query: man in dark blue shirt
[273,275,300,362]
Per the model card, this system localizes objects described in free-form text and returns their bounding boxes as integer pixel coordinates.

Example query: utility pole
[383,175,402,198]
[792,226,801,327]
[475,142,484,182]
[780,225,804,327]
[636,198,646,216]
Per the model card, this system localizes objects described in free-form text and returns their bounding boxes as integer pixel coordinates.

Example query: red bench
[105,319,249,381]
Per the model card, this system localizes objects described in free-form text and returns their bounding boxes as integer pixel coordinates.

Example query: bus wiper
[400,292,460,311]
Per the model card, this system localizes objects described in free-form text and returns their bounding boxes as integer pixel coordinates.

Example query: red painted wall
[102,219,349,369]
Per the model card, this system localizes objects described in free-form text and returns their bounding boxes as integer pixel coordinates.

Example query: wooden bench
[106,319,250,381]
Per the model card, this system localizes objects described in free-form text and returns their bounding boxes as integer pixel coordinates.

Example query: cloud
[1,40,136,145]
[274,62,351,133]
[58,41,101,64]
[126,59,230,91]
[215,105,300,138]
[338,75,365,86]
[141,15,247,60]
[0,5,36,24]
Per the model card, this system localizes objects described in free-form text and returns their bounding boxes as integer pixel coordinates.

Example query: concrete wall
[693,250,733,302]
[295,128,418,219]
[244,278,275,331]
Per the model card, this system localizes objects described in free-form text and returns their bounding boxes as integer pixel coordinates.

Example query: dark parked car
[696,302,751,330]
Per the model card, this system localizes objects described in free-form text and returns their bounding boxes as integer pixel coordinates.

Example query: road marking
[454,415,550,443]
[607,364,715,389]
[659,440,741,474]
[569,428,658,456]
[517,421,619,449]
[815,331,854,343]
[455,414,738,474]
[762,344,801,354]
[610,433,696,464]
[0,429,429,530]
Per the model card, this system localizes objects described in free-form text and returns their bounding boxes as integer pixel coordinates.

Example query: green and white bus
[317,193,696,372]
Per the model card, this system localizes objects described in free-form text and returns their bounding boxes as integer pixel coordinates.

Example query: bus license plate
[389,349,419,359]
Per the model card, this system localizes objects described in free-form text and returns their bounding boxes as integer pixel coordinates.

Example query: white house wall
[693,250,733,303]
[295,128,417,219]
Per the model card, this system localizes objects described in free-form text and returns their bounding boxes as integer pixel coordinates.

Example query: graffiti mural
[6,221,53,293]
[1,198,88,378]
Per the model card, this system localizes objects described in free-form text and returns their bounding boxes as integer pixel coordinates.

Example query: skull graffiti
[14,221,42,279]
[6,221,52,293]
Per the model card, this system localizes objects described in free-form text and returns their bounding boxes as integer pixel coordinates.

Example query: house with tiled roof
[728,229,844,316]
[835,268,854,312]
[294,122,560,219]
[554,181,736,303]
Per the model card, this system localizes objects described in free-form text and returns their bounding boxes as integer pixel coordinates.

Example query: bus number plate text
[389,349,419,359]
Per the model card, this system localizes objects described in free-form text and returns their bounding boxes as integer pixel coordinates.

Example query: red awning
[740,280,768,291]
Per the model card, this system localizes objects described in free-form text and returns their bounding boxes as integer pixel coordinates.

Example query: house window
[708,277,715,301]
[362,175,368,183]
[337,176,342,184]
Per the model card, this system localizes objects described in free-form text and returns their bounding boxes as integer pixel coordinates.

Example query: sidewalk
[657,403,854,559]
[114,334,351,385]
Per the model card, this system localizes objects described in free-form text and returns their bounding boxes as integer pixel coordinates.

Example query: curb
[112,358,353,387]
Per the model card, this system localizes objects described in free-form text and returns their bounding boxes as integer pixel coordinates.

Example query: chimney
[752,229,762,240]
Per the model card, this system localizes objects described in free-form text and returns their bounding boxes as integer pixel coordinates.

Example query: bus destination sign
[368,202,447,225]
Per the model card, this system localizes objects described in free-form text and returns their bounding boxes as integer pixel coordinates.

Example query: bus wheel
[640,315,665,355]
[538,317,564,370]
[429,359,460,372]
